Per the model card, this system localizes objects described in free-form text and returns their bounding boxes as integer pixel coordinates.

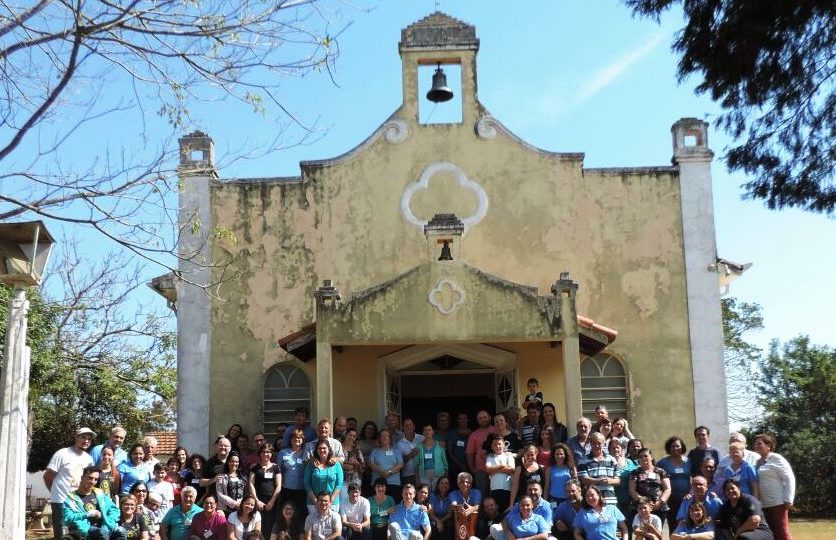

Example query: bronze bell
[438,240,453,260]
[426,64,454,103]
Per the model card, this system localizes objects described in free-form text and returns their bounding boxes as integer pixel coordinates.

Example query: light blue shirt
[90,443,128,467]
[390,502,430,532]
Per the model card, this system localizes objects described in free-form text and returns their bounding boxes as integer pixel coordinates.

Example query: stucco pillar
[314,341,334,422]
[0,286,30,537]
[553,273,582,435]
[176,131,217,455]
[561,338,582,436]
[672,119,729,440]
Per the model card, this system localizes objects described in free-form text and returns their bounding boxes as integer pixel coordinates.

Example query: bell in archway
[426,64,454,103]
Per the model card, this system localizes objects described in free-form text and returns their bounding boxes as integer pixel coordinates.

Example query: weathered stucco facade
[174,13,727,454]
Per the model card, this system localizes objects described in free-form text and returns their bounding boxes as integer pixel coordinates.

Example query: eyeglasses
[135,489,147,493]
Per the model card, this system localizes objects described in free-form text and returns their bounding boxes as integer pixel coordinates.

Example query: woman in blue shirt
[368,429,404,501]
[429,476,453,539]
[278,428,307,516]
[670,501,715,540]
[657,436,691,533]
[506,496,549,540]
[118,444,153,495]
[572,485,628,540]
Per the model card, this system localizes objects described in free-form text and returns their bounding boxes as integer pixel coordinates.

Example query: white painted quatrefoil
[428,277,466,316]
[400,162,489,234]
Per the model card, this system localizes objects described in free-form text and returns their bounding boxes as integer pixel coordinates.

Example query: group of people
[43,379,797,540]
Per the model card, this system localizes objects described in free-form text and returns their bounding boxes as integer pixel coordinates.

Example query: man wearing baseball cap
[43,427,96,539]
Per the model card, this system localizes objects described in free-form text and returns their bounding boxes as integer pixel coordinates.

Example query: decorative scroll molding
[383,120,409,144]
[475,115,499,139]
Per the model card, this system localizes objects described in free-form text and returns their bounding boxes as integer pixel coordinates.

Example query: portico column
[313,279,340,422]
[553,272,582,435]
[315,341,334,421]
[561,337,582,435]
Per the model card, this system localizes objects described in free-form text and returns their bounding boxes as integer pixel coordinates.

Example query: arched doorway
[378,344,518,427]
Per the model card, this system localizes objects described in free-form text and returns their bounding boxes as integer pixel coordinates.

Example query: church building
[166,13,733,454]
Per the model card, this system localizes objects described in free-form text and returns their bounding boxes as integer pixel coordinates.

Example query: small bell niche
[419,62,462,124]
[424,213,464,262]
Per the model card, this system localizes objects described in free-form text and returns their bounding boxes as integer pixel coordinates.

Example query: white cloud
[575,31,666,105]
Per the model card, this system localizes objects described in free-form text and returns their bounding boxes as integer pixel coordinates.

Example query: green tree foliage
[0,246,175,471]
[754,336,836,515]
[721,298,763,423]
[626,1,836,214]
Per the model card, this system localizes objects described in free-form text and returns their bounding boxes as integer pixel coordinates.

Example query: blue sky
[8,1,834,353]
[187,0,833,352]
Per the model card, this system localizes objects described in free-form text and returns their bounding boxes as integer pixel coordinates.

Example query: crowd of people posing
[44,384,797,540]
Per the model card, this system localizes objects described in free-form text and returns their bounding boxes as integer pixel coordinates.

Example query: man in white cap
[43,427,96,539]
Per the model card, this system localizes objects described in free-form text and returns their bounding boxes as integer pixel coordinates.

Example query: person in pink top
[465,410,495,495]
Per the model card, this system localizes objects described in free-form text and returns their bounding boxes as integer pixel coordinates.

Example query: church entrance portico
[378,343,518,426]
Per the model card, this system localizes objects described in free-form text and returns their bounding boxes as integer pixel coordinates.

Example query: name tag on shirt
[674,467,684,474]
[296,458,303,465]
[456,441,465,447]
[385,450,394,456]
[425,453,433,459]
[191,479,200,485]
[379,510,388,517]
[265,472,274,479]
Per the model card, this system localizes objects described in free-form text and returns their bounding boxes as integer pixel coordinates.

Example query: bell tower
[398,12,480,125]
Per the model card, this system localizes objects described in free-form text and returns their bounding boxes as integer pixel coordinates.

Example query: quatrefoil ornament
[428,277,466,316]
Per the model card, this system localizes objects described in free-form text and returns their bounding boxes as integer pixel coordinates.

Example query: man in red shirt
[465,410,495,495]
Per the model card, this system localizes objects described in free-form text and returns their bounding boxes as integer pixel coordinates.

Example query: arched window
[264,363,311,434]
[580,353,629,420]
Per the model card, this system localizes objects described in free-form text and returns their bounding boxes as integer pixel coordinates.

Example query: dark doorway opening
[400,373,495,429]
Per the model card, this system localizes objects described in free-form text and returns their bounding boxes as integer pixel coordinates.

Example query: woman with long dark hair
[217,452,247,515]
[572,485,628,540]
[250,443,282,535]
[304,440,344,512]
[545,443,576,506]
[428,476,453,540]
[540,403,568,444]
[269,501,304,540]
[227,494,262,539]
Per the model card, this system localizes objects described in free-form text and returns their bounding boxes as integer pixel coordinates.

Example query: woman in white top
[228,494,262,540]
[753,433,795,540]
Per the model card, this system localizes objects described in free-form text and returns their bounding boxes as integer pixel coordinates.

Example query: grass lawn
[789,518,833,540]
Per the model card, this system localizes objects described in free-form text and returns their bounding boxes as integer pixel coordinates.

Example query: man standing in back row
[44,428,96,539]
